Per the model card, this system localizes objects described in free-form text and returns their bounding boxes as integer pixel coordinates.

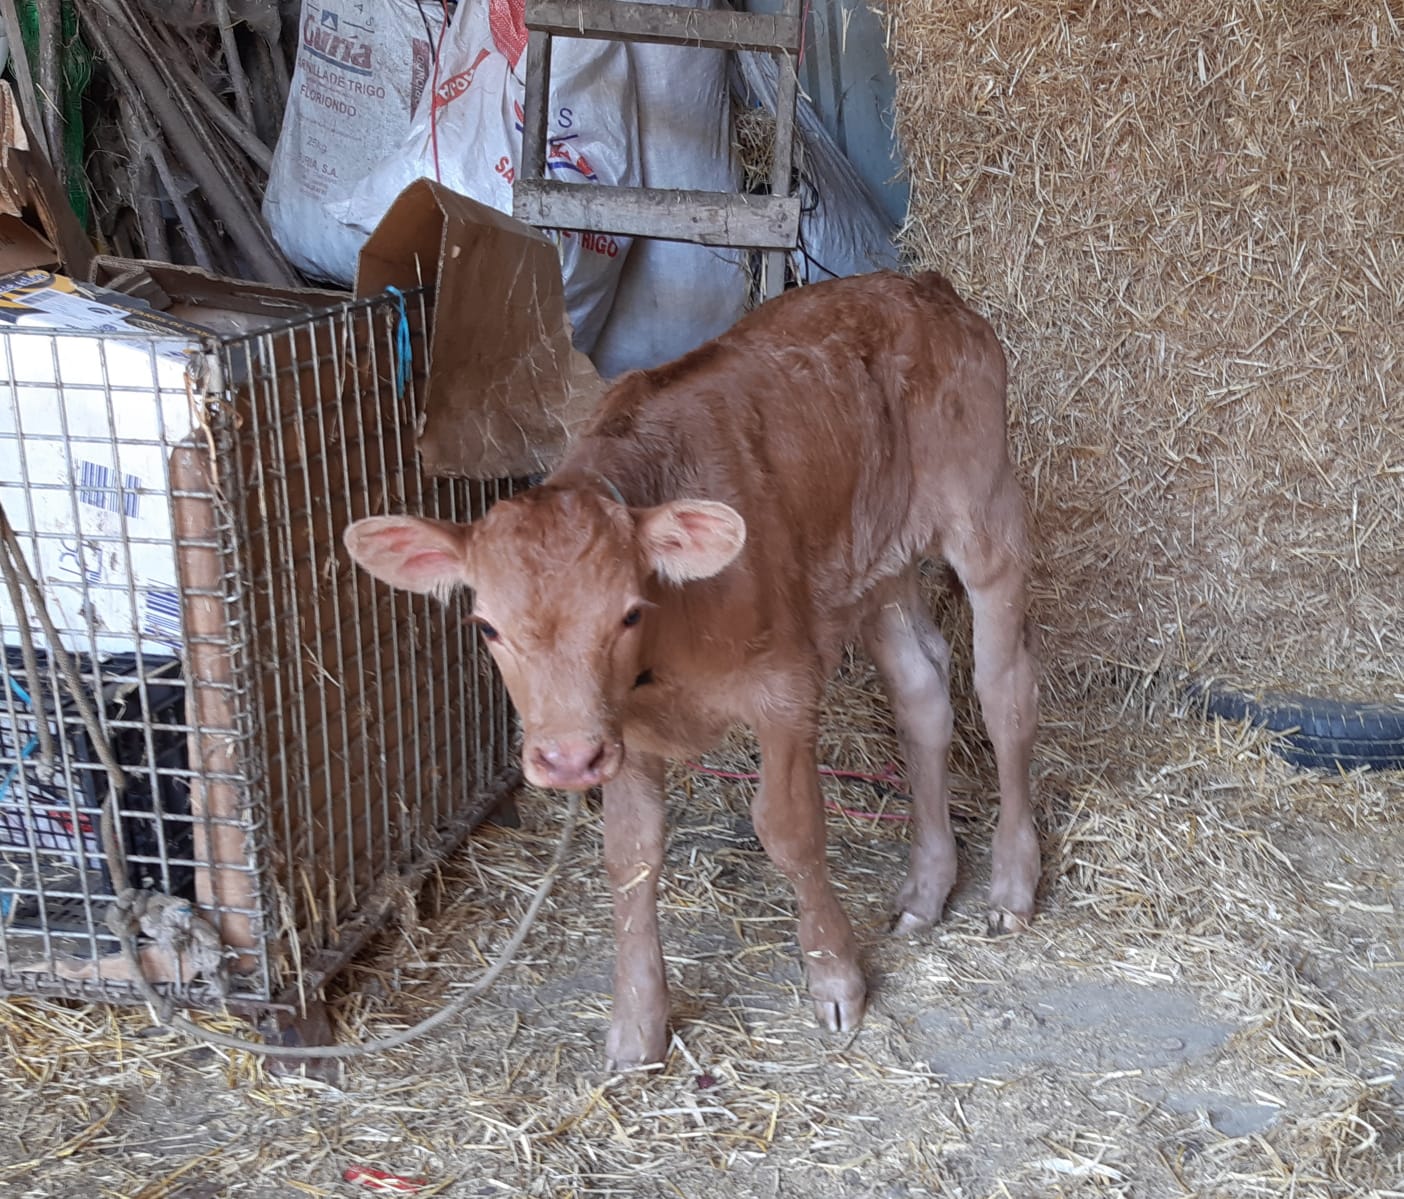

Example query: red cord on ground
[686,762,912,823]
[344,1165,427,1193]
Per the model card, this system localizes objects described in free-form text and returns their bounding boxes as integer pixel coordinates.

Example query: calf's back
[544,269,1013,738]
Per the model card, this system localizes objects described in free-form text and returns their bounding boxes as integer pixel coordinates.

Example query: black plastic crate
[0,648,194,931]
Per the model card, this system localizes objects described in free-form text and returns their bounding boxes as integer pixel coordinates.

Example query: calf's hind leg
[945,485,1041,932]
[862,571,959,933]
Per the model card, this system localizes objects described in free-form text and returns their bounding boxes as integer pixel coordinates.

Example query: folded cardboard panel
[355,179,605,480]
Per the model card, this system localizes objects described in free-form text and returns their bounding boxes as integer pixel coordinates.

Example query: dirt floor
[2,621,1402,1198]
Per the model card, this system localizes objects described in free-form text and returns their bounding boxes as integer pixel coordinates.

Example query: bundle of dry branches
[69,0,301,284]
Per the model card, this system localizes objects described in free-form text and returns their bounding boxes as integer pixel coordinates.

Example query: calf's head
[343,488,745,790]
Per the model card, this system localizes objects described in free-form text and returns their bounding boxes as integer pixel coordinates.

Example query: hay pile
[2,644,1401,1195]
[887,0,1404,699]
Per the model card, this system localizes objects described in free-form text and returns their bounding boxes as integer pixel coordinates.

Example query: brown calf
[344,270,1039,1070]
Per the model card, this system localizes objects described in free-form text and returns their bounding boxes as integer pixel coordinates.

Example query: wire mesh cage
[0,285,518,1013]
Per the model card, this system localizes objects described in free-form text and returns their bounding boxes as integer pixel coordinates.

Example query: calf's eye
[476,620,499,641]
[622,607,642,628]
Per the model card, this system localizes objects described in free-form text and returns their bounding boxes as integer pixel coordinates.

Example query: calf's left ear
[636,500,746,583]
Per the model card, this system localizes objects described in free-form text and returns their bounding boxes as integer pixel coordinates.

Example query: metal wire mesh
[0,287,517,1009]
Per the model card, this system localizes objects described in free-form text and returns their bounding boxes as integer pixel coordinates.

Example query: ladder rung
[524,0,802,53]
[513,180,800,249]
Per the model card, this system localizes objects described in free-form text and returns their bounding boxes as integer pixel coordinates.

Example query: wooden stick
[261,28,290,109]
[764,0,802,299]
[75,9,196,266]
[35,0,66,192]
[81,7,223,271]
[164,45,273,173]
[214,0,257,131]
[117,96,171,263]
[521,30,552,183]
[146,140,218,271]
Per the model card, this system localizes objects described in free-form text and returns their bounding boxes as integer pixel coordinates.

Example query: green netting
[15,0,91,230]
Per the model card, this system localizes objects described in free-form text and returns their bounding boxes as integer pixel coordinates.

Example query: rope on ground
[108,792,580,1061]
[0,499,574,1061]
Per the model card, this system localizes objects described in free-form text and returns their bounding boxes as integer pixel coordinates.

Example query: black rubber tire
[1187,681,1404,772]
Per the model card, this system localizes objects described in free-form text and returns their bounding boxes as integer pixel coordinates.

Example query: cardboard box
[87,256,346,338]
[0,260,353,980]
[0,268,210,657]
[0,214,59,274]
[0,83,92,279]
[0,265,345,658]
[355,179,605,480]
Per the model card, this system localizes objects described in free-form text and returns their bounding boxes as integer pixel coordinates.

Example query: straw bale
[886,0,1404,699]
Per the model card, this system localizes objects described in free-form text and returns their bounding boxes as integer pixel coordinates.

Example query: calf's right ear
[343,516,474,598]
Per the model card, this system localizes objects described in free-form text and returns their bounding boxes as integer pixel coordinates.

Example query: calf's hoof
[605,1018,668,1072]
[986,905,1032,935]
[813,993,867,1034]
[988,827,1039,935]
[890,865,956,936]
[892,907,939,936]
[986,866,1038,936]
[898,915,932,943]
[808,958,868,1034]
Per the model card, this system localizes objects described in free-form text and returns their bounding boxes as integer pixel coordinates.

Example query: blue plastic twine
[386,286,412,398]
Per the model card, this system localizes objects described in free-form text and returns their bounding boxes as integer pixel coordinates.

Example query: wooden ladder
[512,0,802,300]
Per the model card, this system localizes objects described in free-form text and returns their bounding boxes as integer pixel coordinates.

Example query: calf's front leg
[753,721,867,1033]
[602,751,669,1070]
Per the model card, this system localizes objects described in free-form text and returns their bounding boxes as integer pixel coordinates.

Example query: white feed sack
[332,0,641,355]
[264,0,447,285]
